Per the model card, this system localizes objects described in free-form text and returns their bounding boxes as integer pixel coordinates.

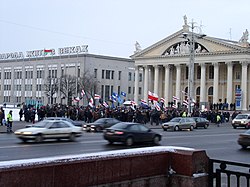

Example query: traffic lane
[0,126,249,162]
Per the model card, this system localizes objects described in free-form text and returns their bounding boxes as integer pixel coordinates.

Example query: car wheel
[153,136,160,145]
[21,139,27,143]
[69,133,76,141]
[241,145,247,149]
[96,126,101,132]
[233,126,236,129]
[35,134,43,143]
[108,140,113,144]
[190,125,194,131]
[174,126,179,131]
[125,137,133,146]
[204,124,208,129]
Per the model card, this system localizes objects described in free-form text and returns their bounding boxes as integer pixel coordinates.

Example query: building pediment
[131,29,249,59]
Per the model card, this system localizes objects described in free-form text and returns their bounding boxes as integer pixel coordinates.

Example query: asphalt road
[0,121,249,164]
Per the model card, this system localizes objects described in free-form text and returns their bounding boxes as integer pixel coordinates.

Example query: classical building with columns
[131,18,250,111]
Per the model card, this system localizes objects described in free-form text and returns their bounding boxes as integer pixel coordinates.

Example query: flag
[73,97,80,102]
[141,99,148,106]
[110,95,117,102]
[44,49,53,55]
[154,101,161,111]
[172,104,177,109]
[160,98,166,103]
[112,92,119,98]
[89,97,94,107]
[117,96,123,104]
[94,94,101,100]
[81,89,85,96]
[182,90,188,96]
[172,96,179,101]
[183,100,189,106]
[103,101,109,108]
[131,100,136,106]
[148,91,158,101]
[121,91,126,97]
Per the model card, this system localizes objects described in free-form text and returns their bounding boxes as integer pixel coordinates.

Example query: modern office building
[0,45,141,106]
[132,17,250,111]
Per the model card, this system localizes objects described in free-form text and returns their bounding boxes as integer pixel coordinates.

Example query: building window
[208,87,213,95]
[102,70,105,79]
[94,69,98,78]
[118,86,120,95]
[128,87,131,94]
[197,66,201,79]
[61,68,64,75]
[118,71,121,80]
[209,66,214,79]
[235,71,241,80]
[128,72,132,81]
[111,71,114,79]
[139,87,142,95]
[139,73,142,82]
[105,85,110,100]
[106,70,111,79]
[4,71,11,79]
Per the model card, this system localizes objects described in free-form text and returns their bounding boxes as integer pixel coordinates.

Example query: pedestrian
[19,108,23,121]
[216,113,221,127]
[6,110,13,133]
[0,107,5,126]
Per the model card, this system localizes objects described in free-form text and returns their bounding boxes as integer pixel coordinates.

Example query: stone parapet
[0,146,209,187]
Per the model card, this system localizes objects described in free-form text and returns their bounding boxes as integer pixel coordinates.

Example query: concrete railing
[0,146,209,187]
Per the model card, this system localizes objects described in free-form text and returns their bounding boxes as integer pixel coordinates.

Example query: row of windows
[185,66,242,80]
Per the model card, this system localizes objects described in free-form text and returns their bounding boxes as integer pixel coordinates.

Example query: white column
[164,64,170,104]
[143,65,149,101]
[154,65,159,96]
[226,62,233,104]
[200,63,206,103]
[241,61,248,110]
[134,65,139,104]
[213,62,219,104]
[175,64,181,101]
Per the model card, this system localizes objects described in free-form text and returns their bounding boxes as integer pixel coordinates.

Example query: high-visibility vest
[7,113,13,122]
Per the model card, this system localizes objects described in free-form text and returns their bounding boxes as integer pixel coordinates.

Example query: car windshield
[170,118,181,122]
[111,123,129,129]
[95,118,106,123]
[236,115,248,119]
[32,121,51,128]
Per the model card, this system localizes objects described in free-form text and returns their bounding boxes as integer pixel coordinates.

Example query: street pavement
[0,119,221,133]
[0,120,162,133]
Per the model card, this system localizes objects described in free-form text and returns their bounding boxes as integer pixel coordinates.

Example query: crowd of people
[13,103,238,126]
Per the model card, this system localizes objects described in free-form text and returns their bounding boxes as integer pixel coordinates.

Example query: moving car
[103,122,161,146]
[26,117,85,128]
[232,114,250,129]
[83,118,121,132]
[192,117,209,129]
[237,129,250,149]
[15,119,82,143]
[162,117,196,131]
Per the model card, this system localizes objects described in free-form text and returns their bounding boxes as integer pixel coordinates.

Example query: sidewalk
[0,121,29,133]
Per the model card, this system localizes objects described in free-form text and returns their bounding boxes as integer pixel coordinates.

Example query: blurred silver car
[162,117,196,131]
[15,119,82,143]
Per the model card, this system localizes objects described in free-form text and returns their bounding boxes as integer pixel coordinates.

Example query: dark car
[83,118,121,132]
[26,117,85,128]
[238,129,250,149]
[103,122,162,146]
[192,117,209,129]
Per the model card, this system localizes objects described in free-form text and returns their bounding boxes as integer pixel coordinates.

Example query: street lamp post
[188,21,195,116]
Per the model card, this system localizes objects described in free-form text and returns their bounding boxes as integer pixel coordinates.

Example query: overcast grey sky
[1,0,249,58]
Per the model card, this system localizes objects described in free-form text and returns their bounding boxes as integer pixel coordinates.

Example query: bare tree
[78,71,100,102]
[60,74,77,106]
[44,76,59,105]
